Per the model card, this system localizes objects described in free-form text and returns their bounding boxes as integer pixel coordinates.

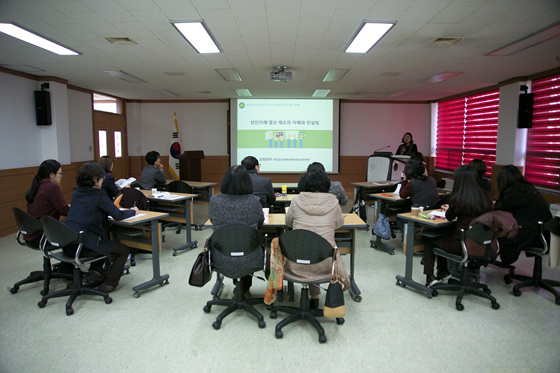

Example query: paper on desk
[108,213,146,221]
[393,183,402,195]
[428,210,446,219]
[153,191,182,200]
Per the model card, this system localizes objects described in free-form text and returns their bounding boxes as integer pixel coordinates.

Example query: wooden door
[93,111,129,180]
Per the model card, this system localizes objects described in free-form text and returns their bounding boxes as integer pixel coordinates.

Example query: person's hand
[441,204,449,212]
[157,163,164,171]
[130,207,139,214]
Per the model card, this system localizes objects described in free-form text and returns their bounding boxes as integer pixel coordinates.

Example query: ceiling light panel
[0,22,80,55]
[323,68,349,82]
[345,22,395,54]
[102,70,146,83]
[421,71,462,83]
[235,89,252,97]
[172,22,221,54]
[216,68,242,81]
[312,89,330,97]
[485,21,560,56]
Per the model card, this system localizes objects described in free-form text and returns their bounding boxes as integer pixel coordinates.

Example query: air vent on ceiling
[430,37,464,46]
[104,37,137,45]
[381,72,400,77]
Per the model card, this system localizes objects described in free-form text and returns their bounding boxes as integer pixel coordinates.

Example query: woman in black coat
[494,165,552,265]
[396,132,418,156]
[64,163,138,293]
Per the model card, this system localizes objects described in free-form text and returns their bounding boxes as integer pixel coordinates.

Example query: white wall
[497,81,528,166]
[340,102,431,156]
[68,89,94,162]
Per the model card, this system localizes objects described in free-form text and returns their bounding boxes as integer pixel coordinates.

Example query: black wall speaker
[517,93,534,128]
[34,91,52,126]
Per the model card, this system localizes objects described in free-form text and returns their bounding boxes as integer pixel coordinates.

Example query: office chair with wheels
[430,223,501,311]
[113,188,150,266]
[10,208,72,295]
[504,221,560,305]
[202,224,267,329]
[37,216,112,316]
[157,180,194,234]
[270,229,344,343]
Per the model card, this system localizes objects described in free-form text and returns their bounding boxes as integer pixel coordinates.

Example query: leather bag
[189,250,212,287]
[323,249,345,318]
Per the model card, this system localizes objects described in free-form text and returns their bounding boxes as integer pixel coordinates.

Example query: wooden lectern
[178,151,205,181]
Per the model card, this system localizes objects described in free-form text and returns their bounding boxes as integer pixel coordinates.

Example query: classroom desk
[350,181,399,223]
[110,210,170,298]
[165,180,218,202]
[141,190,199,256]
[395,210,454,297]
[368,192,407,255]
[204,213,367,302]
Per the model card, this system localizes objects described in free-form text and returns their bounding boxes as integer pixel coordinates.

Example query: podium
[178,151,205,181]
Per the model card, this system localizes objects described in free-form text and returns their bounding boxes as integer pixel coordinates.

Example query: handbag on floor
[323,249,345,318]
[373,212,391,240]
[189,249,212,287]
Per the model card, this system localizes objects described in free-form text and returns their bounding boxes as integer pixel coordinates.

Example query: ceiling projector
[270,67,292,82]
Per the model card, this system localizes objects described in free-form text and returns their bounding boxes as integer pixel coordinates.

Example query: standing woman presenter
[396,132,418,156]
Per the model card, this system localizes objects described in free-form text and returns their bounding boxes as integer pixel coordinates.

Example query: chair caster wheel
[134,292,141,298]
[318,334,327,343]
[176,229,181,234]
[258,320,266,329]
[270,311,277,319]
[10,286,19,294]
[491,302,500,310]
[131,261,136,267]
[455,303,464,311]
[513,289,522,297]
[504,275,512,284]
[38,300,47,308]
[483,288,491,295]
[212,321,221,330]
[40,289,48,296]
[431,290,438,297]
[66,308,74,316]
[105,296,113,304]
[172,251,178,256]
[555,298,560,305]
[336,317,345,325]
[275,329,283,339]
[203,305,211,313]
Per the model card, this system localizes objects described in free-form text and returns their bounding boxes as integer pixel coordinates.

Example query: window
[436,90,500,176]
[524,74,560,190]
[114,131,122,158]
[93,93,122,114]
[98,130,107,157]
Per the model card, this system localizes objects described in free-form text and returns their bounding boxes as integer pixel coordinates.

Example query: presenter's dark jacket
[102,173,120,199]
[247,169,276,208]
[64,187,135,256]
[396,143,418,156]
[494,184,551,264]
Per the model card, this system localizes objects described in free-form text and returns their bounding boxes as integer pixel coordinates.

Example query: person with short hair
[98,156,120,199]
[468,158,492,197]
[494,165,552,265]
[64,163,138,293]
[209,165,264,295]
[396,132,418,156]
[241,156,276,208]
[139,151,166,189]
[285,170,349,308]
[307,162,349,206]
[399,160,439,208]
[25,159,70,247]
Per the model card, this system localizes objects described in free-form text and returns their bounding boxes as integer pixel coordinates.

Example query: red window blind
[436,90,499,176]
[525,74,560,190]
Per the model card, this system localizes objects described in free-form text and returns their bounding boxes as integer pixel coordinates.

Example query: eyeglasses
[56,172,63,176]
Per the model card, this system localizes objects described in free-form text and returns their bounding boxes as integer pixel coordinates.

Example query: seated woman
[399,160,439,208]
[307,162,349,206]
[209,165,264,296]
[64,163,138,293]
[422,165,492,287]
[285,170,349,308]
[139,151,166,190]
[98,156,120,200]
[25,159,70,247]
[494,165,552,265]
[396,132,418,156]
[468,158,492,197]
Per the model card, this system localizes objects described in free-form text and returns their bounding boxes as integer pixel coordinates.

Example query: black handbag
[323,249,345,318]
[189,250,212,287]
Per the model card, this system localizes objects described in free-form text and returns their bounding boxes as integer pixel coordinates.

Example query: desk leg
[370,199,395,255]
[133,220,170,298]
[348,228,362,302]
[172,198,198,256]
[395,220,433,297]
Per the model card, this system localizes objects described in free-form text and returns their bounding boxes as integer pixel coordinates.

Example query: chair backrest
[12,207,43,248]
[279,229,334,265]
[167,180,193,194]
[119,188,149,210]
[461,223,498,263]
[40,216,81,249]
[367,155,392,182]
[207,224,265,279]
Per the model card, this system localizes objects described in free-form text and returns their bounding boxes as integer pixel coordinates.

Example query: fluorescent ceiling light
[421,71,462,83]
[0,22,79,55]
[154,90,180,97]
[323,68,349,82]
[172,22,221,54]
[216,68,242,81]
[345,22,395,53]
[102,70,146,83]
[312,89,330,98]
[485,21,560,56]
[236,89,252,97]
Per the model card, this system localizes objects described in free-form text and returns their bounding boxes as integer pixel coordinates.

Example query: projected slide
[236,99,335,172]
